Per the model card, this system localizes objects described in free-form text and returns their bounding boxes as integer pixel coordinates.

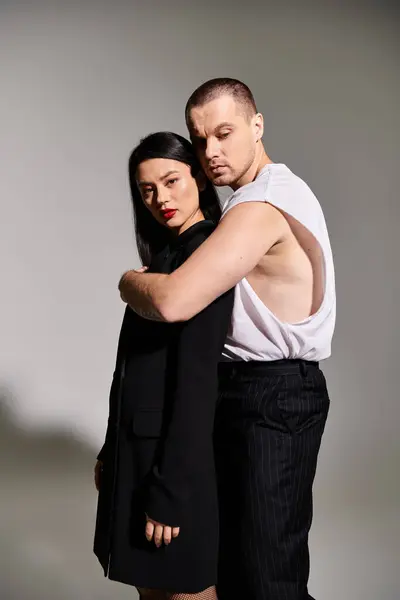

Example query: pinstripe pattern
[214,360,329,600]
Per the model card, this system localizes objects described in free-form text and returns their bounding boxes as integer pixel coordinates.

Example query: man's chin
[209,173,232,187]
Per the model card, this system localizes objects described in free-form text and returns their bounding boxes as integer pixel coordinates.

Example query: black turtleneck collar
[170,219,216,248]
[148,219,216,275]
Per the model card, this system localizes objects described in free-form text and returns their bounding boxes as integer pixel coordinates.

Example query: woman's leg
[137,584,218,599]
[137,587,168,600]
[167,585,218,600]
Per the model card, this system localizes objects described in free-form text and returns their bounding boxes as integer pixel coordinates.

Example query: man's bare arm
[119,271,169,321]
[120,202,287,322]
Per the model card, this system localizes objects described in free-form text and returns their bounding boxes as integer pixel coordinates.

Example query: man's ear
[253,112,264,142]
[195,170,207,192]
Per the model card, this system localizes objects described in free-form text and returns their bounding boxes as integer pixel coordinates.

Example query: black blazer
[94,220,234,593]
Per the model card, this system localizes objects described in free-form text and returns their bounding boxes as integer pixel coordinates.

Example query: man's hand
[145,514,180,547]
[94,460,103,491]
[119,266,148,303]
[118,269,169,321]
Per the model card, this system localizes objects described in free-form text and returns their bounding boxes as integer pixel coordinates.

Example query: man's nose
[205,138,219,161]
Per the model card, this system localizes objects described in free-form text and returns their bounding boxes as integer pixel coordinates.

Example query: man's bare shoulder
[218,198,291,247]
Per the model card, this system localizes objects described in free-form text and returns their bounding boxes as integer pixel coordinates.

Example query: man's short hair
[185,78,257,124]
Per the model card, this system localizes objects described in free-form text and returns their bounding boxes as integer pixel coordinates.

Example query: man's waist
[218,358,320,378]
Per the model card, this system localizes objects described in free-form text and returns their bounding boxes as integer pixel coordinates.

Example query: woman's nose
[156,187,169,206]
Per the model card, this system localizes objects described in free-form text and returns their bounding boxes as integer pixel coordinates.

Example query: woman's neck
[175,210,205,236]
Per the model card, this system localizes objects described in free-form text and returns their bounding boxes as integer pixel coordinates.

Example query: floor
[0,402,397,600]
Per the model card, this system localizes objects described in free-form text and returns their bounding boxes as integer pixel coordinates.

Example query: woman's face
[136,158,205,235]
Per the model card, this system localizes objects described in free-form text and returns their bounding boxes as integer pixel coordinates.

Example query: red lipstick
[161,209,177,221]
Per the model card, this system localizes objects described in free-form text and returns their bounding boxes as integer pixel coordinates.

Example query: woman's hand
[145,514,180,547]
[94,460,103,491]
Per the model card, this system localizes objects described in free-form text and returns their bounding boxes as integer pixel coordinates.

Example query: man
[119,78,336,600]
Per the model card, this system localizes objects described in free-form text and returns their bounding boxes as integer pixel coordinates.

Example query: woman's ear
[195,170,207,192]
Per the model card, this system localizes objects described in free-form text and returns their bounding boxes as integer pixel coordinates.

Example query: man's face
[187,95,261,188]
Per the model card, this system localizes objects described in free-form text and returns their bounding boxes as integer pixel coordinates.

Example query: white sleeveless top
[221,163,336,362]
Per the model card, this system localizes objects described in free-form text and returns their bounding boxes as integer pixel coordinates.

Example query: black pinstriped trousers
[214,359,330,600]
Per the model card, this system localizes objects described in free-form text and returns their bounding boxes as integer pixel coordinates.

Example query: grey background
[1,1,398,598]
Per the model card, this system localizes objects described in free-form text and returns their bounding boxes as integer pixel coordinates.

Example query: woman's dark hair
[128,131,221,265]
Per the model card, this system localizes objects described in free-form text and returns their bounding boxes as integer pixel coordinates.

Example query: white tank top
[221,163,336,362]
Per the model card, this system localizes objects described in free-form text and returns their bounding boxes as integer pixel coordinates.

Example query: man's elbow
[156,295,194,323]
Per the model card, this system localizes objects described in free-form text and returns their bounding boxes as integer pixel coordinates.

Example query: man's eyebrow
[191,122,235,139]
[138,170,180,186]
[214,122,235,132]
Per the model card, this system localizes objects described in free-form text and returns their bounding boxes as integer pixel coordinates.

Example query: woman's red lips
[161,209,177,220]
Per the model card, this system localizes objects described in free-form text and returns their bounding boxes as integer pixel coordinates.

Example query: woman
[93,132,234,600]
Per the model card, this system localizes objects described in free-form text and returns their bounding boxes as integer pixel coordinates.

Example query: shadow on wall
[0,390,136,600]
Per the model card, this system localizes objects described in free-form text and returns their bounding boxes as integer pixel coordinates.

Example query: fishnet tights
[138,585,218,600]
[167,586,218,600]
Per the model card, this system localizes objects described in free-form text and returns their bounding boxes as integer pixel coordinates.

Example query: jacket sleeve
[144,284,234,526]
[96,305,133,463]
[97,248,170,463]
[96,369,118,461]
[96,373,117,461]
[97,443,107,462]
